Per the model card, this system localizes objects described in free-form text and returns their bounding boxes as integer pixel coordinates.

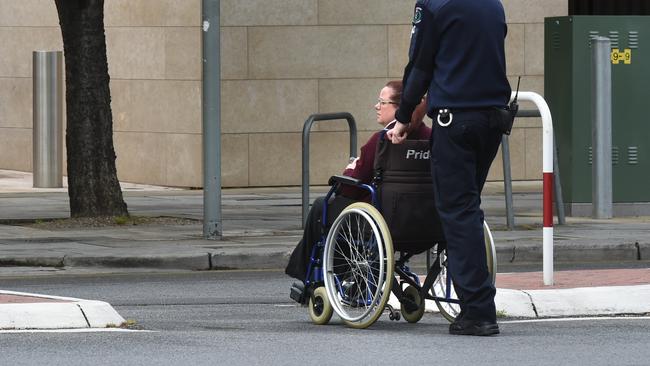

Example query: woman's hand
[345,157,359,170]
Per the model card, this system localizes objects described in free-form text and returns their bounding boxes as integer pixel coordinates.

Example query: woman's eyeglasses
[377,98,398,106]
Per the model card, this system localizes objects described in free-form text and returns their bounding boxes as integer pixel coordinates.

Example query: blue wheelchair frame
[303,176,377,289]
[302,175,460,315]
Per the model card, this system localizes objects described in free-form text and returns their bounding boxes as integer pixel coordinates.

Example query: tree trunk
[54,0,128,217]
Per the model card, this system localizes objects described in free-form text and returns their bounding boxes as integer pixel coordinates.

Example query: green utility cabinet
[545,16,650,215]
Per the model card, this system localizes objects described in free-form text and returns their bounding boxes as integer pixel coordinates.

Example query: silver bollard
[591,37,613,219]
[33,51,63,188]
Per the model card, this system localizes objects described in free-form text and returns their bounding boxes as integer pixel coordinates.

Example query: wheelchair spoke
[323,204,394,328]
[333,241,353,265]
[430,248,461,321]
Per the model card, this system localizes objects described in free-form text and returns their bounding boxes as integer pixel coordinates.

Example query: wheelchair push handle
[328,175,361,187]
[327,175,378,208]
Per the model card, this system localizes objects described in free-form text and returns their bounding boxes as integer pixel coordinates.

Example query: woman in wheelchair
[285,80,430,283]
[286,81,497,329]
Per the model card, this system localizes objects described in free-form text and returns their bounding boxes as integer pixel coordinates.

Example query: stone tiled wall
[0,0,567,187]
[0,0,202,187]
[0,1,61,173]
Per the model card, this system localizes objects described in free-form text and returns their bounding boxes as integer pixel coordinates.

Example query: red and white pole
[512,92,554,285]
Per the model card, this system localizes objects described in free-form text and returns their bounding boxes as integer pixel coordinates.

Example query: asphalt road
[1,270,649,366]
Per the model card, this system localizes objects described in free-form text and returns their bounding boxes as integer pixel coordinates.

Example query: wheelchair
[293,134,497,329]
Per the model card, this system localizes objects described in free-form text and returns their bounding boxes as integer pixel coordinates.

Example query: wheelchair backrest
[373,134,445,254]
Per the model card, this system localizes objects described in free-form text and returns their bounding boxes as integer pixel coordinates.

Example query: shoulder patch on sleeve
[413,6,423,24]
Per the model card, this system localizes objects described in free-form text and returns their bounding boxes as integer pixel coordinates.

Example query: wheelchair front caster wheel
[309,287,333,325]
[400,285,425,323]
[387,306,401,321]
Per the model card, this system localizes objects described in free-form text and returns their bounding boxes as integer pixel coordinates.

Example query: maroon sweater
[340,122,432,201]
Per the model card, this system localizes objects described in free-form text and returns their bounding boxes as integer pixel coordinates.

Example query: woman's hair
[385,80,427,135]
[385,80,403,104]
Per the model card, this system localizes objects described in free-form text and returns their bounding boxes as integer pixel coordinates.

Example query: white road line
[0,328,154,334]
[502,316,650,324]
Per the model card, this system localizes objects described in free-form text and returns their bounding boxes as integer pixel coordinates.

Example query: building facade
[0,0,567,188]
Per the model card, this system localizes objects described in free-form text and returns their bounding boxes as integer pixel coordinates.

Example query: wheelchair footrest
[289,282,307,304]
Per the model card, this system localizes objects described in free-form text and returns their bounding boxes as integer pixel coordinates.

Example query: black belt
[434,108,493,127]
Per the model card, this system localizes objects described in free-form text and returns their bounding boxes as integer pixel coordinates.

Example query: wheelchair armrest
[328,175,361,187]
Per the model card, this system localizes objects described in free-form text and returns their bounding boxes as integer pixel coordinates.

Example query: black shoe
[449,319,500,336]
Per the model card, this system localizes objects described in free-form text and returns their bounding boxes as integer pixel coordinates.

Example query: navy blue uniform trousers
[430,110,502,323]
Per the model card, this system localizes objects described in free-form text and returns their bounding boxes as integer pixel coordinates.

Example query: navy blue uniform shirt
[395,0,512,123]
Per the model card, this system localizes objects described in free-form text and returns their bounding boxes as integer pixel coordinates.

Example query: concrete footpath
[0,169,649,329]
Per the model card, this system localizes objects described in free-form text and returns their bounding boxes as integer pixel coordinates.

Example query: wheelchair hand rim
[323,207,389,323]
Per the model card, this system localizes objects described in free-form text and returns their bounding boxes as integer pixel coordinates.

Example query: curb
[388,285,650,319]
[0,290,126,330]
[495,242,643,264]
[514,284,650,317]
[0,255,212,271]
[65,255,211,270]
[0,241,645,271]
[210,250,291,270]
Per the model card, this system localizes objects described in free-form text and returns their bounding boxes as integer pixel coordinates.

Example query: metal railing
[301,113,357,227]
[502,109,566,229]
[510,92,556,285]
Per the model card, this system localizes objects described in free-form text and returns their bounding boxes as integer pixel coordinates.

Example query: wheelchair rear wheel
[323,202,394,329]
[431,221,497,322]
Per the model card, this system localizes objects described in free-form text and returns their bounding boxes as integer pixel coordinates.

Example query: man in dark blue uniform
[387,0,511,336]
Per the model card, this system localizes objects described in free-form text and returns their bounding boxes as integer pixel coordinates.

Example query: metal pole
[591,36,613,219]
[514,109,566,225]
[202,0,221,239]
[33,51,63,188]
[552,132,566,225]
[511,92,554,285]
[501,135,515,230]
[302,113,357,227]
